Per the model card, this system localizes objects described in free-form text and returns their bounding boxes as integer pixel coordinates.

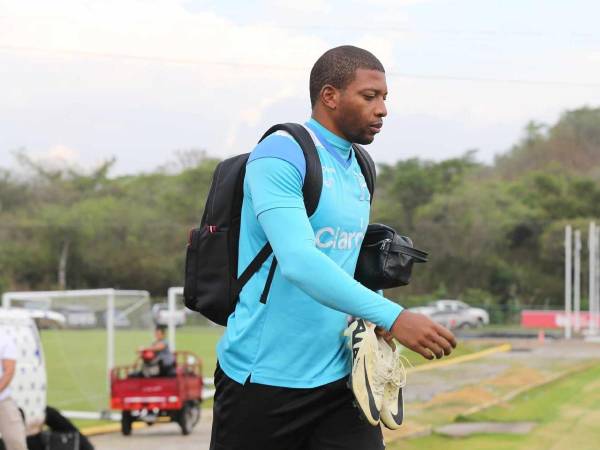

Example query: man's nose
[376,98,387,118]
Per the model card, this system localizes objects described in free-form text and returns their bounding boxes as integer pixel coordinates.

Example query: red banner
[521,310,600,328]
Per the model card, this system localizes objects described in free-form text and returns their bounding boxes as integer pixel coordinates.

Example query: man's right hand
[390,310,457,360]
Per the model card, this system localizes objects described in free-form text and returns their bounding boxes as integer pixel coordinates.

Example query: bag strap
[236,242,273,289]
[390,243,429,262]
[234,123,322,295]
[259,123,323,216]
[352,143,376,203]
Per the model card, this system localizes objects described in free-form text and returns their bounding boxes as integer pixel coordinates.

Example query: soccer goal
[165,286,221,349]
[2,289,151,416]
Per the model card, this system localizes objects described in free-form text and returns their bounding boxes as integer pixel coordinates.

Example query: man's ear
[320,85,339,110]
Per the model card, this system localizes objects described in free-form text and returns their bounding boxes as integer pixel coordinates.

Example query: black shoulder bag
[354,223,428,291]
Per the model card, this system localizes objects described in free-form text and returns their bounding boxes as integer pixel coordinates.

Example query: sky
[1,0,600,175]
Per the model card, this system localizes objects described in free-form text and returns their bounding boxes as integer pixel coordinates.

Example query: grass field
[388,362,600,450]
[40,326,490,414]
[41,327,223,412]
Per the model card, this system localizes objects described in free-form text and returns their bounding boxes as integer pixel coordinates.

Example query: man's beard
[337,113,377,145]
[345,127,374,145]
[353,133,375,145]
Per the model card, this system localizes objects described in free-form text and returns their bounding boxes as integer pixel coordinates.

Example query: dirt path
[91,409,213,450]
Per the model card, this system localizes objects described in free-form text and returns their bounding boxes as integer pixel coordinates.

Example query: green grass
[388,363,600,450]
[40,327,490,429]
[40,327,223,413]
[41,327,486,412]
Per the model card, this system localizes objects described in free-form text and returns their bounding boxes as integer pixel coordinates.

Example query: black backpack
[183,123,376,325]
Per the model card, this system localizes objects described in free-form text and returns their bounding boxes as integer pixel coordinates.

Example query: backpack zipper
[380,238,392,250]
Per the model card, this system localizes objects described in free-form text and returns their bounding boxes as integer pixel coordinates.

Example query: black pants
[209,363,384,450]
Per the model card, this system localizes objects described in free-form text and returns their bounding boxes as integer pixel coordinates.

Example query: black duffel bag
[355,223,428,290]
[43,431,80,450]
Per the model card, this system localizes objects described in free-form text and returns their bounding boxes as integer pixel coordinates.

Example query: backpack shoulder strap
[234,123,322,294]
[352,144,376,203]
[259,123,323,217]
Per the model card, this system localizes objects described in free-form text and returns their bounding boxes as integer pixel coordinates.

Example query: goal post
[2,289,151,402]
[167,286,183,351]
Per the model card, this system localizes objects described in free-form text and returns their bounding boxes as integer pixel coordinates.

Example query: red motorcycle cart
[110,350,203,435]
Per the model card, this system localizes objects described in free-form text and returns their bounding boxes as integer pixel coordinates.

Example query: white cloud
[1,0,599,174]
[355,36,396,68]
[0,0,326,147]
[267,0,332,14]
[0,0,325,77]
[46,144,79,162]
[365,0,436,3]
[26,144,81,170]
[239,85,297,127]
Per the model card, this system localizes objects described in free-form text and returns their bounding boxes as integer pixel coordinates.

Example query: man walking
[210,45,456,450]
[0,329,28,450]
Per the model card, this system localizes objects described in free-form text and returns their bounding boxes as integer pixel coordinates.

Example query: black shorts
[209,363,385,450]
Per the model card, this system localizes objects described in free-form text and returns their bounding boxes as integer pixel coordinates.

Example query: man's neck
[310,111,349,142]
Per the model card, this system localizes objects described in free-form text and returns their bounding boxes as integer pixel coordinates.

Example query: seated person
[138,325,176,377]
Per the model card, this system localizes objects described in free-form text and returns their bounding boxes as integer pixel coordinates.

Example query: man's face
[335,69,388,145]
[155,329,164,340]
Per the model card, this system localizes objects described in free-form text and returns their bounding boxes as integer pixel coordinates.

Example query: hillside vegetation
[1,107,599,318]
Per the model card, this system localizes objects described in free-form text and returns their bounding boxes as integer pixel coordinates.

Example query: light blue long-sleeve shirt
[216,118,403,388]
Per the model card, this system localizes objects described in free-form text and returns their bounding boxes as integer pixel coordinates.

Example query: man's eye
[363,95,375,101]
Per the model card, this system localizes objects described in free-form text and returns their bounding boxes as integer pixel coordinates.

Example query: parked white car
[409,300,489,329]
[152,303,186,327]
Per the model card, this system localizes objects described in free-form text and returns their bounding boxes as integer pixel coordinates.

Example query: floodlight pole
[596,227,600,334]
[574,230,581,333]
[590,223,597,336]
[107,289,115,393]
[564,225,572,339]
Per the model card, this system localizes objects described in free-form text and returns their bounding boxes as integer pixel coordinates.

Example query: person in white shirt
[0,330,27,450]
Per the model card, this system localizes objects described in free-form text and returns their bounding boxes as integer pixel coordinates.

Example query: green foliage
[0,152,219,294]
[495,107,600,178]
[374,151,481,232]
[1,107,599,317]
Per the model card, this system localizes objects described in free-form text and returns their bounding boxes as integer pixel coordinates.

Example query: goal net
[2,289,151,415]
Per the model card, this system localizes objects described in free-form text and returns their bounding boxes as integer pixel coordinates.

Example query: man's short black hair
[309,45,385,108]
[155,324,167,334]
